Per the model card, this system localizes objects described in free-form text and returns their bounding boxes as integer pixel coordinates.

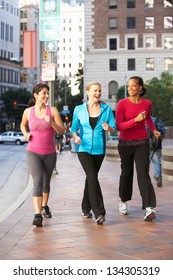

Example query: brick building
[84,0,173,109]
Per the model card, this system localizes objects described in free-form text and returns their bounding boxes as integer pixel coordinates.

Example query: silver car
[0,131,27,145]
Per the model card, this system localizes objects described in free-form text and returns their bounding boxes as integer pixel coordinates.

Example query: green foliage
[2,88,31,120]
[116,85,126,101]
[145,72,173,125]
[54,75,83,122]
[74,68,84,95]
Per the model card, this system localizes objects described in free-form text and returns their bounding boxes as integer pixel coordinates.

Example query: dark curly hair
[129,76,147,97]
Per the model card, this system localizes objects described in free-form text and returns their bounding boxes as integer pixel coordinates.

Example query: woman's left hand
[45,115,52,125]
[153,130,161,138]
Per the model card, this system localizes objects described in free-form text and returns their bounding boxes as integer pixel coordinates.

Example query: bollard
[162,146,173,181]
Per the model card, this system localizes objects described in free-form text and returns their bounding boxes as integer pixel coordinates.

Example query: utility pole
[124,74,127,98]
[47,52,55,106]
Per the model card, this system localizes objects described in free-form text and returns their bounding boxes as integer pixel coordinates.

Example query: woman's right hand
[24,133,32,141]
[74,136,81,144]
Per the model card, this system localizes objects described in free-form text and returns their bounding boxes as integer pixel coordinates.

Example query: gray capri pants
[27,150,56,197]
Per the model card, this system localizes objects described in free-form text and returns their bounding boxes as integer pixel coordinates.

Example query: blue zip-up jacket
[71,102,116,155]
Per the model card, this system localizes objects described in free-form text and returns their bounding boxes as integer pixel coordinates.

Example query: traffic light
[65,115,69,122]
[13,101,17,108]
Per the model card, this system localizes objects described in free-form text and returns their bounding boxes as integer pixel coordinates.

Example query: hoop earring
[139,89,143,95]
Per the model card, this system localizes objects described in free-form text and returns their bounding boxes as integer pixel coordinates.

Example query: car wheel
[15,139,21,145]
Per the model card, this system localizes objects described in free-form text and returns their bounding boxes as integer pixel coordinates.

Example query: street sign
[61,110,70,115]
[41,63,56,81]
[39,18,60,41]
[45,40,57,52]
[39,0,61,41]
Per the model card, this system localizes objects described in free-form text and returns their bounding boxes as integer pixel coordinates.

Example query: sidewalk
[0,148,173,260]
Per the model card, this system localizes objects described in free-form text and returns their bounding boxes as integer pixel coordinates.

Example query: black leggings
[27,151,56,197]
[77,152,105,218]
[118,141,156,209]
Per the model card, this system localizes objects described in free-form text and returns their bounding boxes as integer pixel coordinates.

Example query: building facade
[84,0,173,109]
[57,2,84,95]
[0,0,20,131]
[19,3,40,93]
[0,0,20,95]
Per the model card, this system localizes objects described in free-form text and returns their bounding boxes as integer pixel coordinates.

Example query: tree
[2,88,31,130]
[74,67,84,95]
[146,72,173,125]
[54,76,83,122]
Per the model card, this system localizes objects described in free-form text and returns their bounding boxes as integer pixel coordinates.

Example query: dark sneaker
[33,214,43,226]
[154,176,162,187]
[82,211,93,218]
[95,215,105,225]
[42,206,52,218]
[144,208,156,221]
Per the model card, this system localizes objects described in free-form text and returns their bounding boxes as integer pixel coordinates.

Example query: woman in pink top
[116,76,160,221]
[20,83,64,226]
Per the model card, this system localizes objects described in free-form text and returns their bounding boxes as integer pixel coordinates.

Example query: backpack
[149,118,162,151]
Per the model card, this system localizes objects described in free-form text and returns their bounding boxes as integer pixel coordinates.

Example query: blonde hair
[86,81,101,91]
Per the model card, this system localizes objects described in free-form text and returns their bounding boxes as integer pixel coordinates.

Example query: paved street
[0,140,173,260]
[0,144,29,220]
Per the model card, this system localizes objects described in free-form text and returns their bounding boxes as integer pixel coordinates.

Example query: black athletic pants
[77,152,105,219]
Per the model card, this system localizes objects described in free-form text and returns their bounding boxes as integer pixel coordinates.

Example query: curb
[0,176,33,224]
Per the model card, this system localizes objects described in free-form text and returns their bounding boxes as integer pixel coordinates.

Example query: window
[110,59,117,71]
[145,17,154,29]
[145,37,154,48]
[127,17,136,29]
[164,16,173,28]
[164,0,173,8]
[128,59,135,70]
[108,81,118,99]
[164,58,173,70]
[5,24,9,41]
[109,0,117,9]
[145,0,154,8]
[109,38,117,50]
[127,0,135,8]
[146,58,154,70]
[1,22,4,40]
[20,73,27,83]
[20,22,27,31]
[127,38,135,49]
[109,18,118,29]
[10,26,13,43]
[164,36,173,49]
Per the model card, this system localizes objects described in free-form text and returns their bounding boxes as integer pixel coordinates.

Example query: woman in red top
[116,76,160,221]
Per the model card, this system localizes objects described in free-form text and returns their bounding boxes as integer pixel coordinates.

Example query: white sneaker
[144,208,156,221]
[119,202,129,215]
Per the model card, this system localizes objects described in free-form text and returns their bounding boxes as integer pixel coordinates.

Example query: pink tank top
[27,105,55,155]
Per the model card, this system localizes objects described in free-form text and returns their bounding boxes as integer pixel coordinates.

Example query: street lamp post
[124,74,127,98]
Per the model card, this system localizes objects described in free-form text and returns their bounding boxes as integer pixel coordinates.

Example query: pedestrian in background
[149,115,166,187]
[55,132,63,154]
[116,76,160,221]
[20,83,64,226]
[71,81,115,224]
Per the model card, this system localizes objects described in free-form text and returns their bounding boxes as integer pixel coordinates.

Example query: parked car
[0,131,27,145]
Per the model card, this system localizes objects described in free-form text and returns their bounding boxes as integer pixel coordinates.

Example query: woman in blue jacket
[71,81,116,224]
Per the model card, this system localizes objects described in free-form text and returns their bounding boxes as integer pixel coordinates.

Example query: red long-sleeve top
[116,97,155,140]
